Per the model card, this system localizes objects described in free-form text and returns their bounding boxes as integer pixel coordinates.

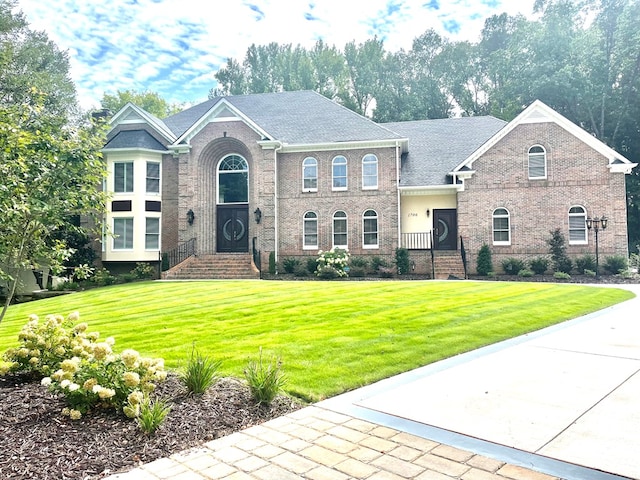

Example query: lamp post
[586,215,608,278]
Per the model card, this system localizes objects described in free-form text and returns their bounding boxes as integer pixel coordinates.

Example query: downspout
[395,140,402,249]
[273,141,283,269]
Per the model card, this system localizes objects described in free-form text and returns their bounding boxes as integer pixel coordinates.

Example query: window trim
[113,217,134,250]
[332,156,348,191]
[114,162,134,193]
[303,211,318,250]
[362,154,378,190]
[568,205,588,245]
[492,208,511,246]
[362,209,379,249]
[145,217,160,251]
[146,161,161,195]
[302,157,318,193]
[332,210,348,248]
[528,145,547,180]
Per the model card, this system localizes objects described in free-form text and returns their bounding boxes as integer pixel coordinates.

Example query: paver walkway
[107,404,558,480]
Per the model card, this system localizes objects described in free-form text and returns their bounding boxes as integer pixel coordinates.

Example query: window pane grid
[113,218,133,249]
[146,162,160,194]
[492,209,510,245]
[569,206,587,244]
[333,211,347,246]
[363,210,378,247]
[332,156,347,189]
[145,218,160,250]
[303,212,318,248]
[362,155,378,189]
[303,157,318,191]
[115,162,133,193]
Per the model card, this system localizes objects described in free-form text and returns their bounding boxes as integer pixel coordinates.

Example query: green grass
[0,280,633,402]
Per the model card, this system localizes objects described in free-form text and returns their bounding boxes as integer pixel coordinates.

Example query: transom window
[302,157,318,192]
[528,145,547,179]
[362,154,378,189]
[492,208,511,245]
[303,211,318,249]
[332,156,347,190]
[145,217,160,250]
[363,209,379,248]
[146,162,160,194]
[113,217,133,250]
[218,154,248,204]
[569,206,587,244]
[114,162,134,193]
[333,211,347,247]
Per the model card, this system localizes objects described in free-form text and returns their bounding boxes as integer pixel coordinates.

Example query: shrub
[554,271,571,280]
[161,253,170,271]
[476,244,493,276]
[584,269,596,277]
[137,398,172,435]
[306,257,318,274]
[575,255,597,274]
[282,257,300,274]
[529,257,549,275]
[316,265,340,279]
[131,262,155,279]
[518,269,534,277]
[293,264,309,277]
[92,268,116,286]
[119,273,137,283]
[501,257,526,275]
[244,348,285,406]
[268,252,276,274]
[395,248,410,275]
[548,229,572,273]
[349,266,366,277]
[179,346,221,395]
[604,255,628,274]
[378,267,395,278]
[316,248,349,278]
[370,256,388,273]
[349,256,369,269]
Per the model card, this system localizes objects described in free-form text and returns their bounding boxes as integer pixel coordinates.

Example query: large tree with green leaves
[100,89,183,118]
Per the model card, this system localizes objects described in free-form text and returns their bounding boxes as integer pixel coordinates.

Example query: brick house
[101,91,636,278]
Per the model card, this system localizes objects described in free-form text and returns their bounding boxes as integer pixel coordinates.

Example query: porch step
[162,253,260,280]
[433,251,466,280]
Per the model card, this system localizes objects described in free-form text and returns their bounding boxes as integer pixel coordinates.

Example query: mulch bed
[0,372,303,480]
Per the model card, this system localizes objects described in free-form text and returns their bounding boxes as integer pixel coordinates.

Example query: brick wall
[459,122,629,273]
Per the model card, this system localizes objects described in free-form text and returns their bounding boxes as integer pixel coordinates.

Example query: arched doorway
[216,154,249,252]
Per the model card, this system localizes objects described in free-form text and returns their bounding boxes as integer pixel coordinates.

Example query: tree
[0,94,107,323]
[100,89,182,118]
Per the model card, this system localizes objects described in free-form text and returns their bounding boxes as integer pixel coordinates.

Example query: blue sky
[17,0,535,110]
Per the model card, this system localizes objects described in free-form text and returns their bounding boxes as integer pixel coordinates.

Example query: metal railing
[162,238,196,271]
[460,235,468,279]
[401,232,432,250]
[252,236,261,275]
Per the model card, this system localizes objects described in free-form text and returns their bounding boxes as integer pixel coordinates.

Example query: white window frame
[528,145,547,179]
[303,211,318,250]
[569,205,588,245]
[113,217,133,250]
[332,210,348,248]
[362,209,379,249]
[146,162,161,194]
[362,154,378,190]
[332,156,347,191]
[492,208,511,246]
[302,157,318,192]
[145,217,160,250]
[114,162,134,193]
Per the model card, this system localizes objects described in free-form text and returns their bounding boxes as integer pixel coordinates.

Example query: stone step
[162,253,260,280]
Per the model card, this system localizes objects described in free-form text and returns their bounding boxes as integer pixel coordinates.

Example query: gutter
[396,140,402,248]
[273,141,283,268]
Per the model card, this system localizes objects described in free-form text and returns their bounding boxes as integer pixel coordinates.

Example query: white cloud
[16,0,535,110]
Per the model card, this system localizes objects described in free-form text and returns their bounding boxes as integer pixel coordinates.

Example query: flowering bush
[316,248,350,278]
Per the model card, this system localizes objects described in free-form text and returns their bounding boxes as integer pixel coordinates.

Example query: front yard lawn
[0,280,633,401]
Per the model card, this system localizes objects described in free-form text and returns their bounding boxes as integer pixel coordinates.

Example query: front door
[433,209,457,250]
[216,205,249,252]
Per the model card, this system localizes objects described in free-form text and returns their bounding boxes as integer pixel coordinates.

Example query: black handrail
[252,236,261,276]
[429,231,435,279]
[460,236,468,279]
[162,238,196,271]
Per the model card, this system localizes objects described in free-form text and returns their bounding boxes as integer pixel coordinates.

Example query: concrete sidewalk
[107,284,639,480]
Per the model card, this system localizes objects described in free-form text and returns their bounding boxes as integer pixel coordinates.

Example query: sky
[17,0,536,111]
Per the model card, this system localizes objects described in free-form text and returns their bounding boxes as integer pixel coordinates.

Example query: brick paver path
[106,406,559,480]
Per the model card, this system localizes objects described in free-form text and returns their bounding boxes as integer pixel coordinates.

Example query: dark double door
[433,209,457,250]
[216,205,249,252]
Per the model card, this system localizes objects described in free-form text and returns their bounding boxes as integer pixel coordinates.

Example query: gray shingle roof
[104,130,167,151]
[384,117,507,187]
[163,91,403,144]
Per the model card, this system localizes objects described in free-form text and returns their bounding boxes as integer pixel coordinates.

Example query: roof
[103,130,167,151]
[384,116,507,187]
[163,90,403,145]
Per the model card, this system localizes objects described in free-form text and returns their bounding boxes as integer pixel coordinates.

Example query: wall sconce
[426,209,430,217]
[254,207,262,224]
[186,209,195,225]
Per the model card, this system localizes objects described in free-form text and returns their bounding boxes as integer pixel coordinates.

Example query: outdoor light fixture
[186,209,195,225]
[254,207,262,224]
[426,209,430,217]
[586,215,608,277]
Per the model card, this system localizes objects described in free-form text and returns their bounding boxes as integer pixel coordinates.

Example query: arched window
[569,206,587,244]
[528,145,547,179]
[362,154,378,189]
[302,157,317,192]
[332,156,347,190]
[333,210,347,247]
[217,154,248,204]
[303,211,318,249]
[492,208,511,245]
[363,210,378,248]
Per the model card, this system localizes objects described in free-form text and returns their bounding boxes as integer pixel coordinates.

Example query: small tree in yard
[476,244,493,276]
[547,228,573,274]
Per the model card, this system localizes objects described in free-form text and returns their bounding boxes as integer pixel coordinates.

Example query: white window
[218,154,248,204]
[362,154,378,189]
[569,206,587,244]
[145,217,160,250]
[363,210,378,248]
[146,162,160,194]
[302,157,318,192]
[332,156,347,191]
[303,212,318,249]
[528,145,547,179]
[113,218,133,250]
[333,211,347,247]
[492,208,511,245]
[114,162,133,193]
